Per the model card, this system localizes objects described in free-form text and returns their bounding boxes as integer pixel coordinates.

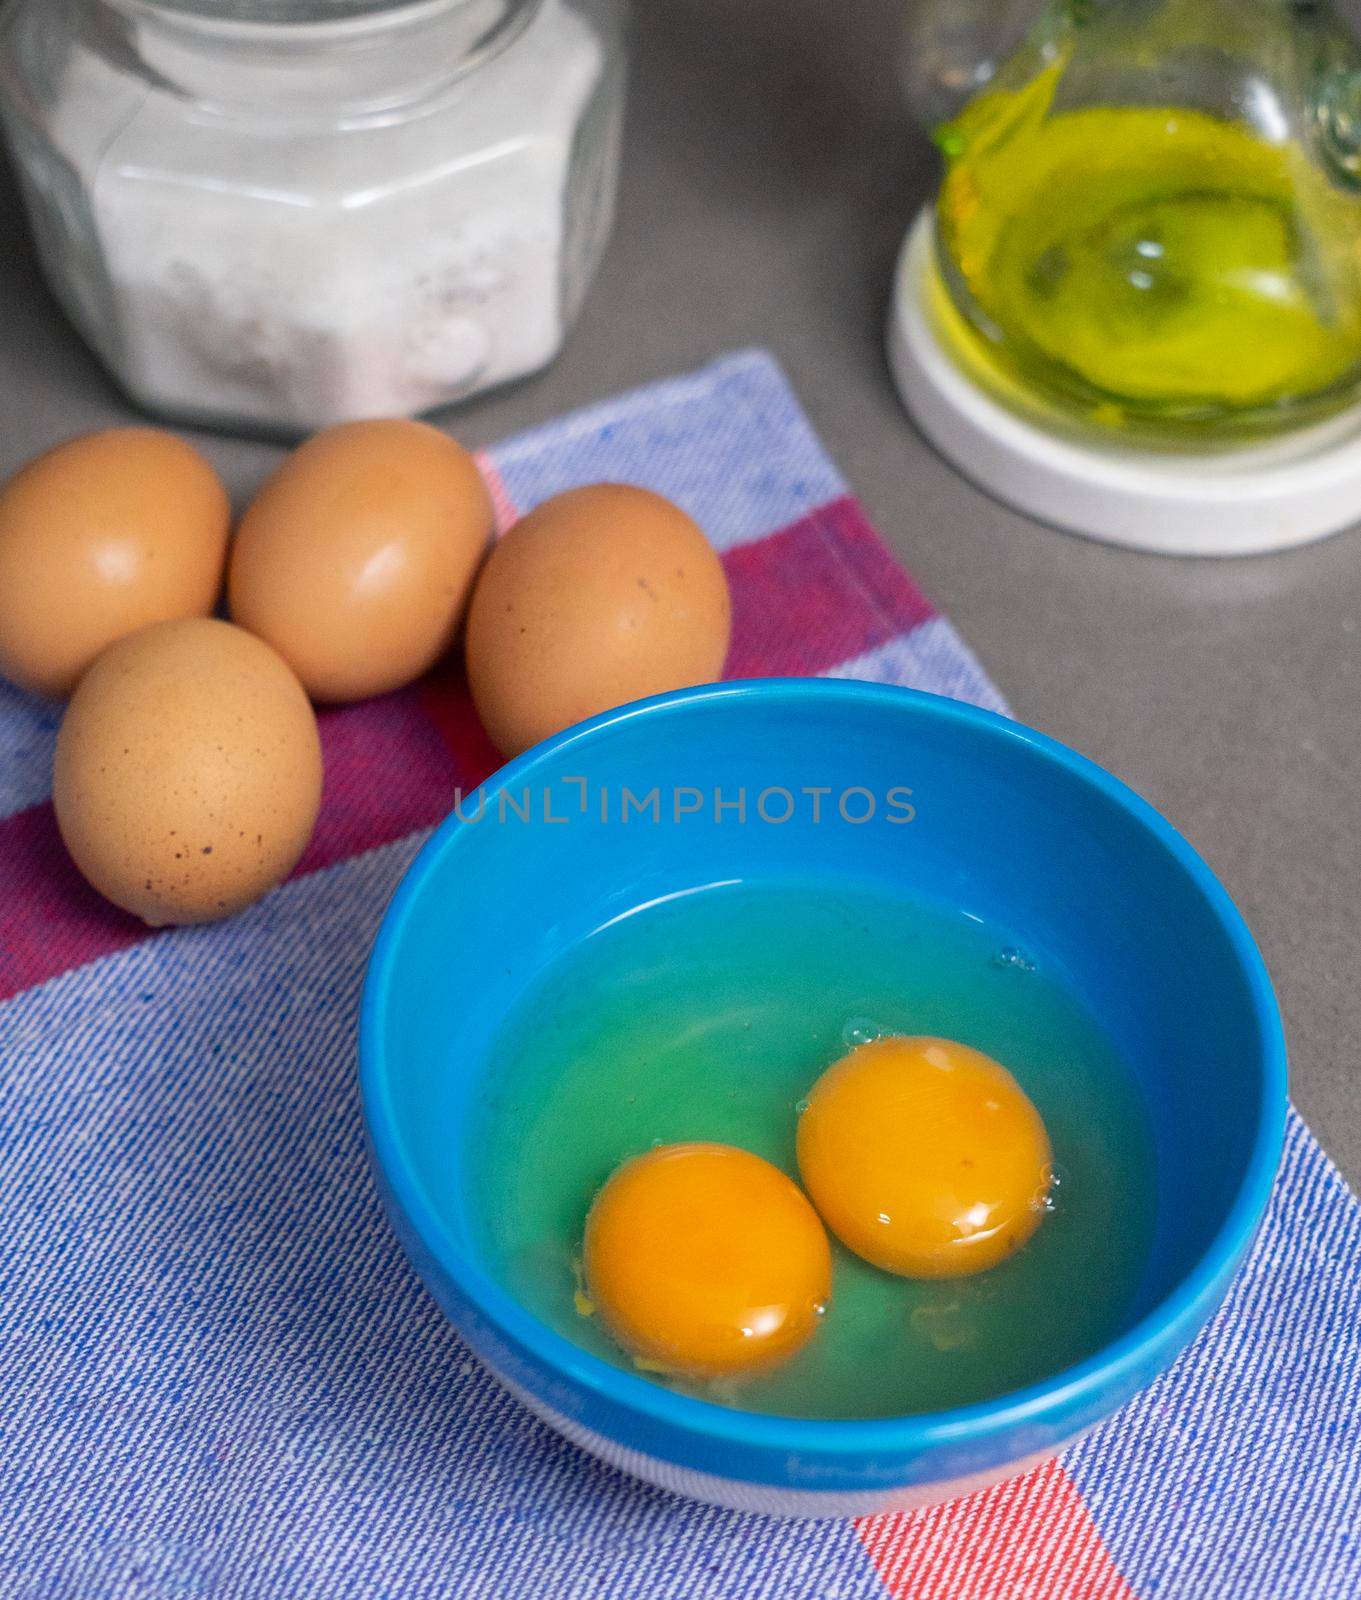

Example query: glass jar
[0,0,626,435]
[911,0,1361,442]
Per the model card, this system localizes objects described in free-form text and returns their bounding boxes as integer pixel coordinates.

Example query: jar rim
[106,0,530,43]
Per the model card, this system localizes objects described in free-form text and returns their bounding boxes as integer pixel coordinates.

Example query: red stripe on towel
[724,498,935,679]
[0,688,461,1001]
[856,1458,1135,1600]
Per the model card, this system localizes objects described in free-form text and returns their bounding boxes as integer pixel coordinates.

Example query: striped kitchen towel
[1,351,1356,1600]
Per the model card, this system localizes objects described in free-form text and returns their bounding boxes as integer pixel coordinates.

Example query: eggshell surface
[466,484,731,756]
[228,419,494,703]
[0,428,230,698]
[53,619,323,927]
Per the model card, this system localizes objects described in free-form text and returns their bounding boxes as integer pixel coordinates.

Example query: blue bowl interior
[362,681,1284,1486]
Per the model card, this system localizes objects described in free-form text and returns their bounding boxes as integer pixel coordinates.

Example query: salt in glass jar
[0,0,625,434]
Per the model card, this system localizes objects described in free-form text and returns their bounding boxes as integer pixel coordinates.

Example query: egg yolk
[583,1142,832,1379]
[796,1036,1052,1279]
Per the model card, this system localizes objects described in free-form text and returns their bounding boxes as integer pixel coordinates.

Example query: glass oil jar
[914,0,1361,441]
[0,0,626,435]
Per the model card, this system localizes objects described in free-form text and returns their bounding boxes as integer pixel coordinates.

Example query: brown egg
[0,428,231,698]
[228,419,494,703]
[465,484,732,757]
[53,619,323,927]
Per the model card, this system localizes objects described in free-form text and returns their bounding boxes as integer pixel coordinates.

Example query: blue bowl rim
[359,677,1287,1466]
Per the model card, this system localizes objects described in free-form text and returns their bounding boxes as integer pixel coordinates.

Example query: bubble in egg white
[841,1017,885,1049]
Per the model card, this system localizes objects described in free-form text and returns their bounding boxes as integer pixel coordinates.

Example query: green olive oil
[936,88,1361,432]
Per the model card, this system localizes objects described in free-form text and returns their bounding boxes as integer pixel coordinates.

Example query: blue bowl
[360,680,1286,1517]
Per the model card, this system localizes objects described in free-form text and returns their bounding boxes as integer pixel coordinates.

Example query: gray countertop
[1,0,1356,1186]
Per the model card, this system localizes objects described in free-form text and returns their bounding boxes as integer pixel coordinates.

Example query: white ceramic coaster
[888,209,1361,556]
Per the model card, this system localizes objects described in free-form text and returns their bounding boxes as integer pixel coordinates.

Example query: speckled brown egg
[465,484,732,757]
[53,618,323,927]
[228,419,494,703]
[0,428,231,699]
